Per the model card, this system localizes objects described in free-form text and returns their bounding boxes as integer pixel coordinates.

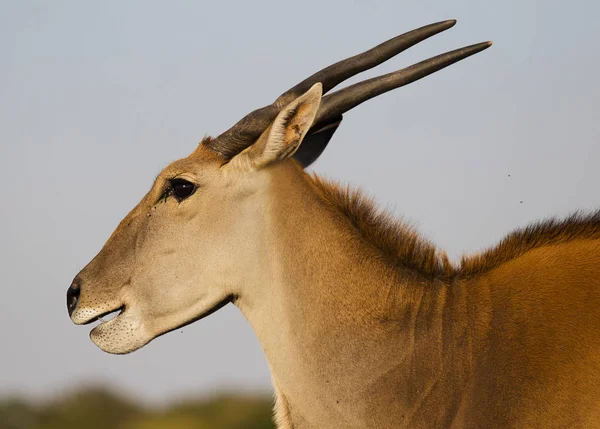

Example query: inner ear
[271,104,313,161]
[235,83,322,170]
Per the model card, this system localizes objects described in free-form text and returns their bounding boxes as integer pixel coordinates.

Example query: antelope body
[67,21,600,428]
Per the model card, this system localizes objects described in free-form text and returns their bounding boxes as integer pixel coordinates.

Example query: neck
[234,163,480,428]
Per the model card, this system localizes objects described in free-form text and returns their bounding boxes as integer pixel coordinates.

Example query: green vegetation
[0,387,275,429]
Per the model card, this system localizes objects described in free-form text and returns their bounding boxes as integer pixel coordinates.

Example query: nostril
[67,279,81,317]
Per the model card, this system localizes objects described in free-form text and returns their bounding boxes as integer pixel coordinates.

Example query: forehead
[158,142,223,179]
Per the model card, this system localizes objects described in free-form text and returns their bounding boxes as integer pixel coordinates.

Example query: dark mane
[309,175,600,281]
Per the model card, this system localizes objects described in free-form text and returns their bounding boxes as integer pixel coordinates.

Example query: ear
[230,83,322,170]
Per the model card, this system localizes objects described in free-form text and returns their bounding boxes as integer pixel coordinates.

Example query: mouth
[87,306,126,326]
[75,296,234,355]
[71,305,126,326]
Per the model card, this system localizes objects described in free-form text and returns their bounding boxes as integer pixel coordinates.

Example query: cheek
[136,209,190,252]
[128,239,211,311]
[129,200,242,289]
[144,201,213,234]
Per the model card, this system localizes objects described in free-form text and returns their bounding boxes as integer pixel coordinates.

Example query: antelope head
[67,20,490,354]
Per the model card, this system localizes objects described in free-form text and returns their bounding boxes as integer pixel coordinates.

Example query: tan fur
[69,87,600,428]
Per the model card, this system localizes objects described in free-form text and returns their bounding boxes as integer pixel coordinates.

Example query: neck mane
[308,173,600,281]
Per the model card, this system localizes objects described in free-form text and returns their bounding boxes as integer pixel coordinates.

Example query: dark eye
[169,179,196,201]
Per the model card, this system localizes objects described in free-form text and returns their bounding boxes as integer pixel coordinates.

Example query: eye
[169,178,197,201]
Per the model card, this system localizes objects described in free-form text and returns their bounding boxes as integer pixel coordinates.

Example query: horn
[205,20,491,159]
[312,41,492,129]
[273,19,458,107]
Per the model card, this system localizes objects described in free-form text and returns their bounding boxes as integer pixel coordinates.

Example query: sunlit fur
[70,84,600,428]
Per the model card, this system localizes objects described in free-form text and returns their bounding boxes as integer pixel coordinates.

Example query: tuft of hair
[200,135,215,146]
[309,175,600,281]
[272,387,292,429]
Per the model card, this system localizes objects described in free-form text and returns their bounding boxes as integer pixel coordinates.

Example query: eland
[66,20,600,428]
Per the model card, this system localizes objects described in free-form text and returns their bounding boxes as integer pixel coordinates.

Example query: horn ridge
[204,105,278,159]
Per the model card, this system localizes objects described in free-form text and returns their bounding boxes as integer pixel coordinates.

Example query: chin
[89,311,152,355]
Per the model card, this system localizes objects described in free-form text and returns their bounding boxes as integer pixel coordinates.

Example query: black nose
[67,278,81,317]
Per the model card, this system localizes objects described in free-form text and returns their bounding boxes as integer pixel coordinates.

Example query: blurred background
[1,1,598,428]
